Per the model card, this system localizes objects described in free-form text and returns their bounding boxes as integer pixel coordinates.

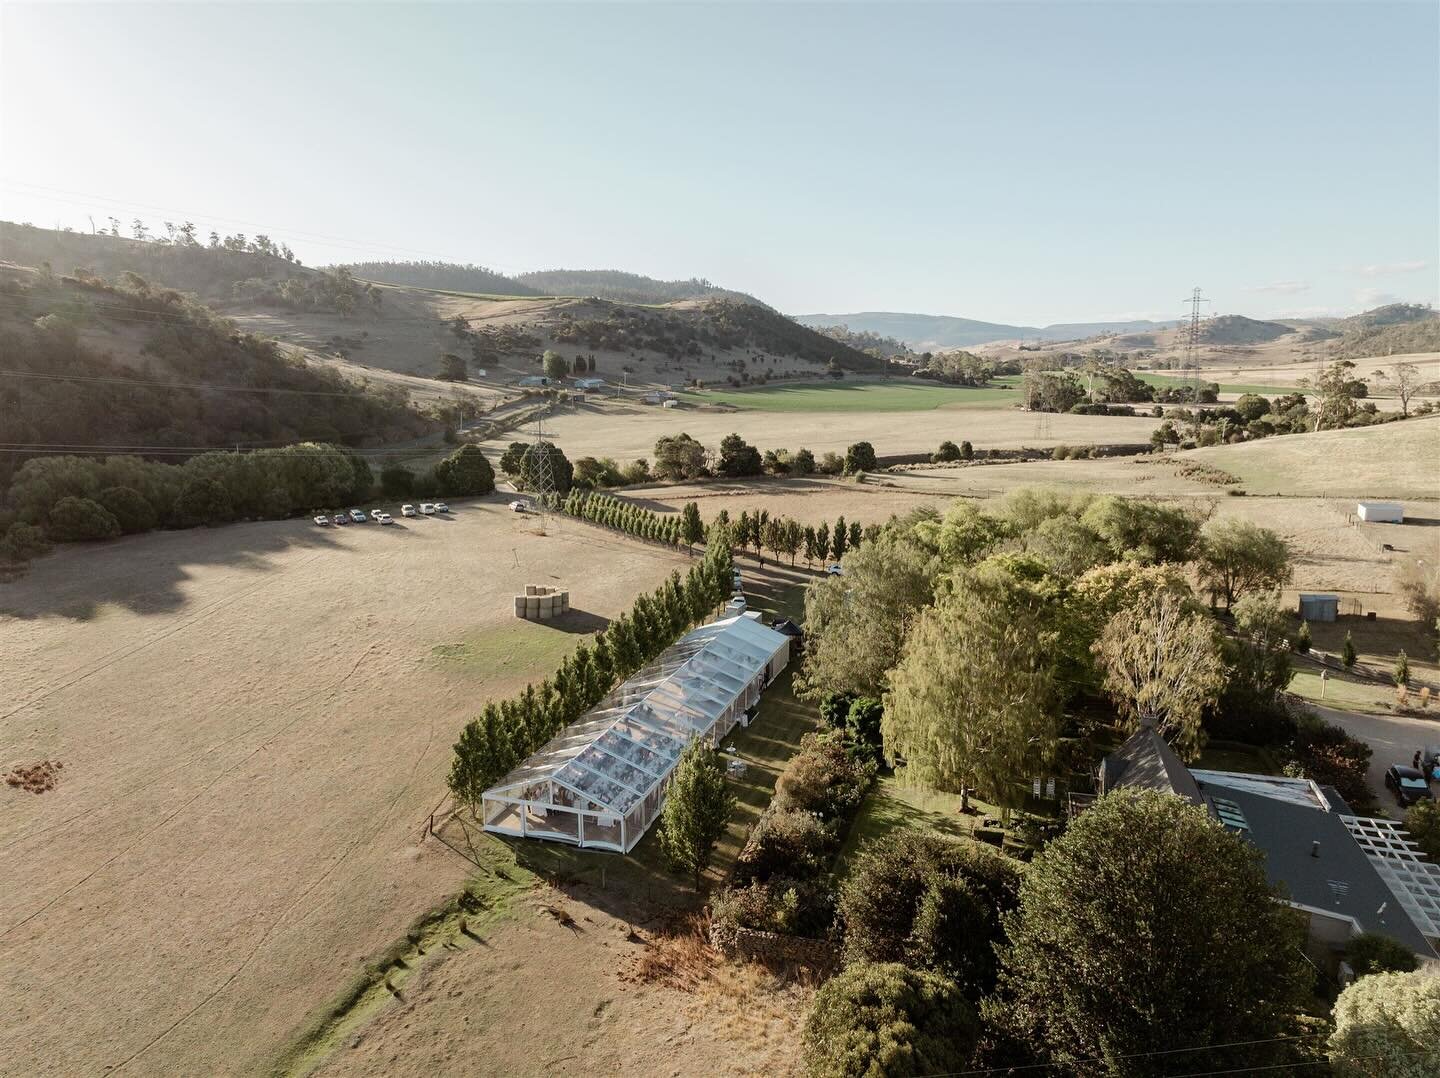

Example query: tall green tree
[433,444,496,496]
[542,350,569,380]
[831,515,848,561]
[1329,971,1440,1078]
[1197,518,1292,608]
[882,580,1059,811]
[657,740,734,889]
[991,789,1312,1076]
[1094,591,1226,759]
[680,501,704,553]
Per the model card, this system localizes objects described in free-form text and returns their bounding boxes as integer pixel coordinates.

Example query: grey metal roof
[1192,779,1437,957]
[1100,724,1204,806]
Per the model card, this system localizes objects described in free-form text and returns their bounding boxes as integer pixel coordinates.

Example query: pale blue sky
[2,1,1435,325]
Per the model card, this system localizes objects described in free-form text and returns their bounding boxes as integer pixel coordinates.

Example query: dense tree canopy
[992,789,1311,1076]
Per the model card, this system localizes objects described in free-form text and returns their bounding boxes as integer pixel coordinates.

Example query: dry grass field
[481,394,1160,464]
[0,501,689,1076]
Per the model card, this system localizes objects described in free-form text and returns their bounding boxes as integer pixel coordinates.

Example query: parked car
[509,500,530,513]
[401,504,417,517]
[826,564,844,576]
[731,569,743,590]
[348,509,367,523]
[332,513,347,526]
[377,512,394,525]
[313,514,330,526]
[419,502,436,515]
[1384,765,1434,807]
[433,501,450,513]
[370,509,385,522]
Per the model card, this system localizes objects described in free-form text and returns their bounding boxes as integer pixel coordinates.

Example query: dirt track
[0,501,687,1076]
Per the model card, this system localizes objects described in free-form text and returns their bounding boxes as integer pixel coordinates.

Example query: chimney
[1310,841,1321,858]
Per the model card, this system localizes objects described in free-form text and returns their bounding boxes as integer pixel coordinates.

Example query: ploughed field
[0,499,687,1076]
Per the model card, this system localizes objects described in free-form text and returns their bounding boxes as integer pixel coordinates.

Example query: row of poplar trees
[724,508,868,567]
[447,535,735,814]
[560,491,708,551]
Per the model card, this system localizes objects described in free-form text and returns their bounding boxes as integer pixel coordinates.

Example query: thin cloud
[1356,260,1428,276]
[1356,287,1400,308]
[1248,280,1311,294]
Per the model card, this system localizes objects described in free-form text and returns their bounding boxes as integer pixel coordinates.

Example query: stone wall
[709,921,839,971]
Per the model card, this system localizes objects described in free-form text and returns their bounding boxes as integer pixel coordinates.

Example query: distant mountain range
[793,311,1180,351]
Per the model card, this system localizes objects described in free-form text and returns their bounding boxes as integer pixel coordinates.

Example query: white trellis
[1339,815,1440,942]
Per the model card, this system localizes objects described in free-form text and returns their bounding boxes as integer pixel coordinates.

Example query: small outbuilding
[1356,501,1404,523]
[1298,593,1339,623]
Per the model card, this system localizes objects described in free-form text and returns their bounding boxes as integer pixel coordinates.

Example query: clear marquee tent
[481,614,791,852]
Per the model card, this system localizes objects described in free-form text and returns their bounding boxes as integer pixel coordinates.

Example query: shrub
[732,808,833,886]
[820,692,855,730]
[711,875,836,938]
[1342,630,1357,669]
[1394,650,1410,687]
[47,496,120,542]
[844,441,878,474]
[840,831,1021,997]
[845,697,885,765]
[933,440,962,463]
[380,464,416,497]
[0,522,50,562]
[773,731,874,823]
[173,477,234,527]
[1345,932,1418,978]
[1404,799,1440,861]
[433,444,496,497]
[803,962,978,1078]
[818,451,845,475]
[1296,620,1312,653]
[96,486,158,534]
[1330,971,1440,1078]
[1287,714,1373,807]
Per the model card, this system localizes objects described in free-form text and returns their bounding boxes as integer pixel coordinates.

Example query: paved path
[1312,702,1440,809]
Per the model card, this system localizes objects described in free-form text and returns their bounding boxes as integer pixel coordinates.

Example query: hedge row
[712,731,875,938]
[447,539,735,811]
[560,490,687,549]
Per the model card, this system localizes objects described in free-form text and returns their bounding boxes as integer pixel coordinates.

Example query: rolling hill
[794,310,1177,350]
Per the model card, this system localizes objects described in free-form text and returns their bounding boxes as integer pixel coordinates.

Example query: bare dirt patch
[0,502,688,1076]
[4,759,62,794]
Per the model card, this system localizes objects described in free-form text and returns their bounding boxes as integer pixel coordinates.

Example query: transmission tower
[1181,287,1210,402]
[527,411,559,524]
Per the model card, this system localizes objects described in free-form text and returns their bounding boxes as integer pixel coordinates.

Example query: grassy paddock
[674,377,1022,413]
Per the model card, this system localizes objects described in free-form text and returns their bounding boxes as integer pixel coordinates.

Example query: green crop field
[674,377,1023,413]
[1137,373,1312,397]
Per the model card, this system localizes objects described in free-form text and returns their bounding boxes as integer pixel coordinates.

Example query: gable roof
[1192,777,1436,957]
[1099,723,1204,806]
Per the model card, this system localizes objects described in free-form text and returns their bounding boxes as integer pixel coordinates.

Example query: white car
[369,509,385,522]
[313,514,330,526]
[731,569,743,590]
[433,501,450,513]
[348,509,367,523]
[509,499,530,513]
[826,564,844,576]
[401,504,417,517]
[377,512,395,525]
[419,502,436,515]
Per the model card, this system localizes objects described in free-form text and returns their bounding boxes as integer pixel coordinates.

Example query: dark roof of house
[1194,779,1436,957]
[771,618,803,638]
[1099,723,1204,806]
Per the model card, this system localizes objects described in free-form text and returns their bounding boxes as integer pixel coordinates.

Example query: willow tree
[882,584,1059,813]
[1094,591,1226,759]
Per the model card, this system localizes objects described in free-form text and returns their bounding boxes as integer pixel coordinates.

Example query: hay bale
[514,596,526,617]
[560,591,570,613]
[525,584,538,597]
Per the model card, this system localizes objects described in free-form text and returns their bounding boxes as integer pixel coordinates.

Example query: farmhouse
[1098,724,1440,969]
[480,615,790,852]
[1356,501,1404,523]
[573,376,606,390]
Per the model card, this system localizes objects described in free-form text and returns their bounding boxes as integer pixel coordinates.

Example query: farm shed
[480,615,791,852]
[1298,594,1339,623]
[1356,501,1404,523]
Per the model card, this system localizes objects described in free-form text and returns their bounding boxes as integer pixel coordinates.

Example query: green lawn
[674,377,1022,413]
[1289,669,1400,715]
[1137,373,1312,397]
[835,774,1008,878]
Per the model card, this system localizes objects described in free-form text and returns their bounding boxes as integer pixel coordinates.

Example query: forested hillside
[514,269,764,306]
[0,265,430,489]
[1,221,382,314]
[1333,303,1440,359]
[333,260,541,296]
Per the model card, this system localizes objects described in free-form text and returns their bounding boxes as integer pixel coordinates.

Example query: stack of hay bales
[515,584,571,621]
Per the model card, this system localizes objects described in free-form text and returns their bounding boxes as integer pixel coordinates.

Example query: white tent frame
[481,616,790,852]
